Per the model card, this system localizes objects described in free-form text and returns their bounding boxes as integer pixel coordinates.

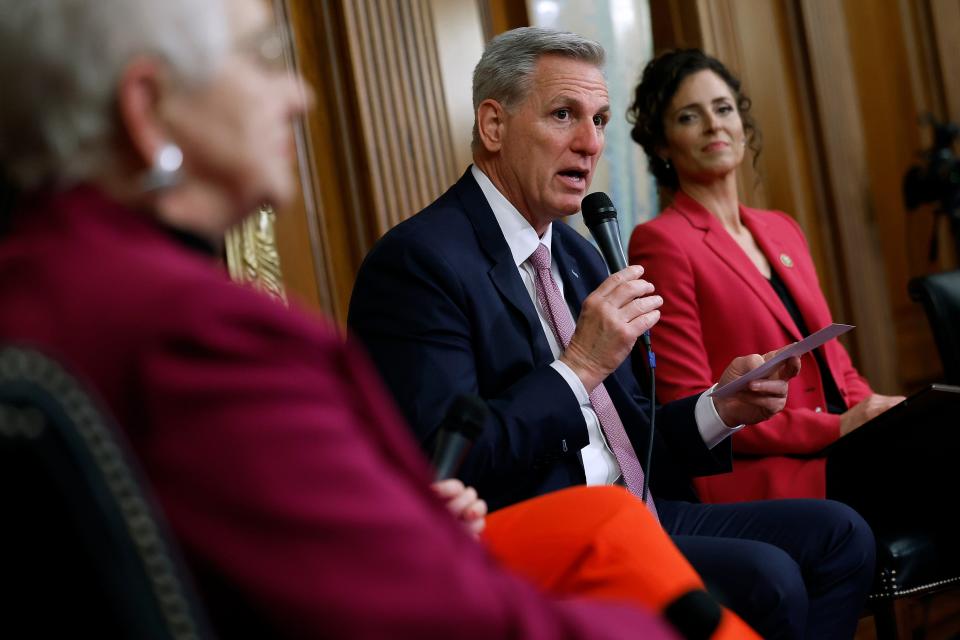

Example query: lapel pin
[779,253,794,268]
[570,269,580,279]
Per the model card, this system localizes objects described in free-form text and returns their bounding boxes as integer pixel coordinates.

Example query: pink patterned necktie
[528,243,658,520]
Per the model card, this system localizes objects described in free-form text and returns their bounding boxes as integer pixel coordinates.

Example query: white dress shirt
[471,165,742,486]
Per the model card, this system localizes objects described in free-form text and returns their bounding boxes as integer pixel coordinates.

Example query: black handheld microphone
[431,394,489,481]
[581,192,651,349]
[582,191,657,503]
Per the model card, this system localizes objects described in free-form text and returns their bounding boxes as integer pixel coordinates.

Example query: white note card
[709,323,854,399]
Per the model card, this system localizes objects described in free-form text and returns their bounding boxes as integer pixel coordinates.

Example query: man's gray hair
[0,0,229,190]
[471,26,605,149]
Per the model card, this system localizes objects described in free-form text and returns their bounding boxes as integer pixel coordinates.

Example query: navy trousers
[659,498,875,639]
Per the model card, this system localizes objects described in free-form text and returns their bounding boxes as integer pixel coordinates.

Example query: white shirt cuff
[696,384,745,449]
[550,360,590,407]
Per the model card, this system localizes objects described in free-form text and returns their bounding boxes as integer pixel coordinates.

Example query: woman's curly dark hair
[627,49,761,191]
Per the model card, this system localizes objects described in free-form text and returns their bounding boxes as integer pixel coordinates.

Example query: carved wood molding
[341,0,460,236]
[255,0,473,324]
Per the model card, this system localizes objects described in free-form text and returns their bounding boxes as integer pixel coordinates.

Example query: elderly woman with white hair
[0,3,742,639]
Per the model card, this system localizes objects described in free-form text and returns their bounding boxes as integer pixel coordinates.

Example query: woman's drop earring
[142,143,184,192]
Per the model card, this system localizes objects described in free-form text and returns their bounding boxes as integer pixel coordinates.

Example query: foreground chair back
[0,345,212,639]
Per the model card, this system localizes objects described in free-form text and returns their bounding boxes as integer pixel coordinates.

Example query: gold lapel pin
[779,253,794,268]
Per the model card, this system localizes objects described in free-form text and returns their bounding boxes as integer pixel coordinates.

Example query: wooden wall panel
[480,0,529,38]
[796,0,900,392]
[272,0,377,324]
[430,0,486,171]
[649,0,704,50]
[840,0,946,389]
[267,0,477,325]
[929,0,960,123]
[342,0,460,235]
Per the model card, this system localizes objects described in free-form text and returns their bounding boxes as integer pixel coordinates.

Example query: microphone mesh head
[446,395,489,440]
[581,192,617,228]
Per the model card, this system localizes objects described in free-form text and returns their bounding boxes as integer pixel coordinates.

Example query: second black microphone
[431,394,489,482]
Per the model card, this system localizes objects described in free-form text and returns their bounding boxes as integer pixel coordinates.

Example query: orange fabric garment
[484,486,760,639]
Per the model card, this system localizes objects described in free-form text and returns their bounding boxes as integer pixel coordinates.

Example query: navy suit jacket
[349,169,732,511]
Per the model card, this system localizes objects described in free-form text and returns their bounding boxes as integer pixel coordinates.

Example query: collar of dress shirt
[471,164,553,267]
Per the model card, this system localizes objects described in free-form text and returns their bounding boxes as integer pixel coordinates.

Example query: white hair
[0,0,229,190]
[471,26,605,149]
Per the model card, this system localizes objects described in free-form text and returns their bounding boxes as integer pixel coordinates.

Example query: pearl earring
[663,158,671,170]
[142,143,183,192]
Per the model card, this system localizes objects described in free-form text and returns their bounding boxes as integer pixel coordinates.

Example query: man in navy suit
[349,27,875,639]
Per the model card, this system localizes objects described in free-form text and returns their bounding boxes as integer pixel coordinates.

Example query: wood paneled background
[271,0,487,324]
[271,0,959,394]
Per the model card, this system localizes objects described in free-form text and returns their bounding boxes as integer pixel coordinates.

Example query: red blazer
[629,191,872,502]
[0,187,671,639]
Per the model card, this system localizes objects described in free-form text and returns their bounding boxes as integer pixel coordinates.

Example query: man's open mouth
[558,169,588,183]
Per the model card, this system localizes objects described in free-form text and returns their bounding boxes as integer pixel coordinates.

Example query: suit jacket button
[815,406,823,413]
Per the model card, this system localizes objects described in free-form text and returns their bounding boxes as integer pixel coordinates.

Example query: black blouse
[767,269,847,415]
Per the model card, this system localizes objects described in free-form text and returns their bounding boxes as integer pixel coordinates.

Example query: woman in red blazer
[625,49,904,504]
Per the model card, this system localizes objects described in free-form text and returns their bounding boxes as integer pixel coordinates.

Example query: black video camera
[903,116,960,261]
